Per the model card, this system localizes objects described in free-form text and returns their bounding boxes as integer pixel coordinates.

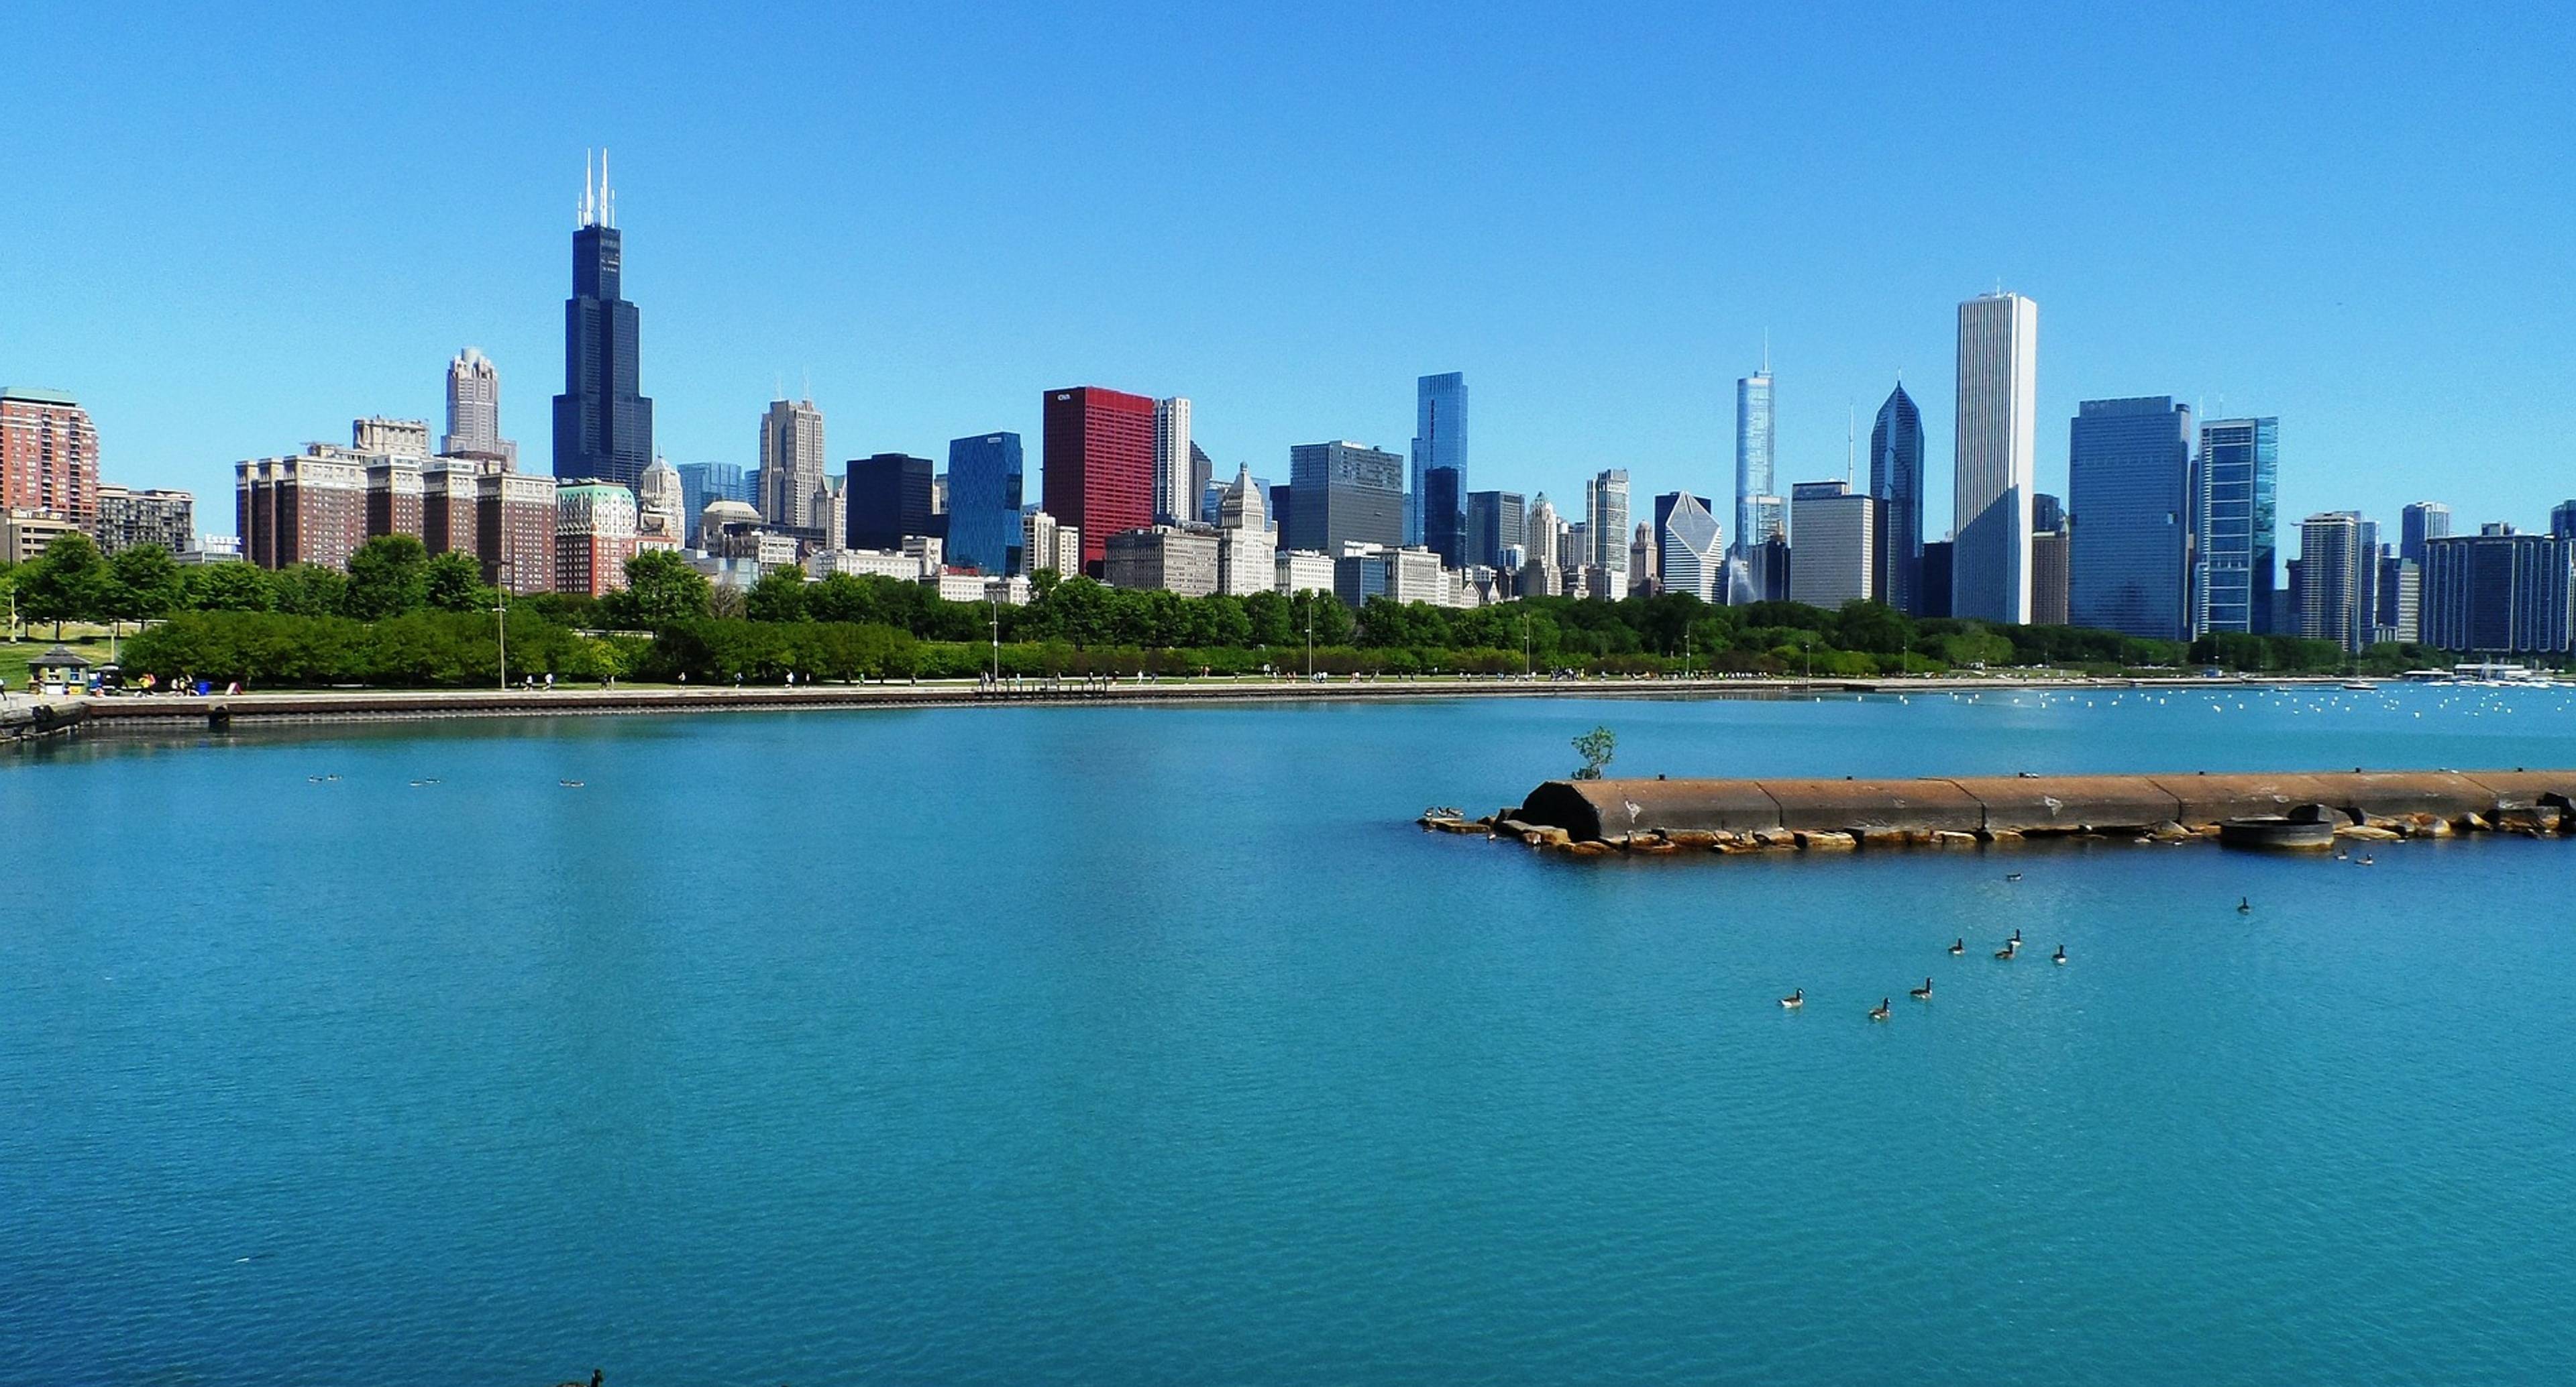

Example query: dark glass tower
[846,453,940,551]
[552,161,653,488]
[1868,382,1925,615]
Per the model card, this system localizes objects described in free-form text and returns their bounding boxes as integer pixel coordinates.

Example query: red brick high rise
[1040,386,1156,576]
[1,387,101,521]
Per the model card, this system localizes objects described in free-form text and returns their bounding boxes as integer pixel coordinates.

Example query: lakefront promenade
[18,671,2363,734]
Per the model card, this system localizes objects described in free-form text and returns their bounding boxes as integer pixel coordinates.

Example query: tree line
[8,533,2399,687]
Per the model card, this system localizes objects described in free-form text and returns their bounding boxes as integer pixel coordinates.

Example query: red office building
[1040,386,1156,575]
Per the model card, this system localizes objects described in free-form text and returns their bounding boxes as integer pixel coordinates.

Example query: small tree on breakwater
[1572,726,1617,781]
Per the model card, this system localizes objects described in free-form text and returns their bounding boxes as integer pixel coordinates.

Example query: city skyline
[8,7,2569,550]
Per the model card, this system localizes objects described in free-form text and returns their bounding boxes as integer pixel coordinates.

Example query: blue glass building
[944,433,1024,575]
[2193,417,2279,635]
[1868,382,1924,614]
[2068,396,2194,640]
[675,461,753,546]
[1407,372,1466,549]
[551,187,653,488]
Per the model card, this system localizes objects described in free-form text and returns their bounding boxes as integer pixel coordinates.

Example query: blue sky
[6,1,2569,543]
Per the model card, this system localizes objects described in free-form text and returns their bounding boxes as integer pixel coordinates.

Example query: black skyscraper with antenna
[552,149,653,487]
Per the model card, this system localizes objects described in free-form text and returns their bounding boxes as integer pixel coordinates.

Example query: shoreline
[18,671,2377,735]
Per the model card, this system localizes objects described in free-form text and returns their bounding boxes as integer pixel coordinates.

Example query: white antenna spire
[582,148,594,226]
[600,148,612,228]
[1762,328,1771,377]
[1846,404,1856,487]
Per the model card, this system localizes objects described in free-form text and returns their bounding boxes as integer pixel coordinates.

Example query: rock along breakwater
[1426,769,2576,858]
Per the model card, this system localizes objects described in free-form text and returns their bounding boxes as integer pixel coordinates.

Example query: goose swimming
[1779,989,1804,1009]
[1868,997,1892,1022]
[1947,938,1965,955]
[2053,945,2068,965]
[1909,977,1933,1000]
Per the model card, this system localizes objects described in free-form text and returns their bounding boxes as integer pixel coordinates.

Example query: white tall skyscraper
[1587,469,1630,573]
[1733,368,1780,554]
[1155,396,1193,524]
[759,396,825,530]
[1953,291,2039,622]
[439,347,514,465]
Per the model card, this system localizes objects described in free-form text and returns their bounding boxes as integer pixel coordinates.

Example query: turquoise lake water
[7,684,2576,1384]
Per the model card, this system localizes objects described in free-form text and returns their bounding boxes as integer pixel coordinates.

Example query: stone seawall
[1433,769,2576,857]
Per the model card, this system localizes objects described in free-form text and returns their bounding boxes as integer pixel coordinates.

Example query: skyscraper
[1788,480,1877,609]
[845,453,938,553]
[551,150,653,488]
[1042,386,1158,575]
[1868,382,1924,614]
[1422,465,1466,567]
[2400,501,2451,566]
[1214,465,1275,598]
[2422,529,2576,655]
[1284,441,1405,553]
[440,348,515,465]
[1733,369,1779,557]
[758,396,825,530]
[1,386,99,520]
[1585,469,1630,576]
[674,462,752,546]
[2067,396,2194,640]
[2296,512,2368,653]
[1407,372,1468,549]
[1189,441,1214,523]
[2554,501,2576,541]
[1652,490,1721,602]
[1153,396,1193,524]
[1465,490,1526,571]
[944,433,1024,575]
[1953,291,2039,622]
[2193,417,2279,634]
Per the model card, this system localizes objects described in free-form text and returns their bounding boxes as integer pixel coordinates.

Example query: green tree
[1242,589,1293,647]
[269,564,349,617]
[608,548,713,627]
[1572,725,1617,781]
[1029,567,1063,599]
[108,545,186,625]
[184,561,275,612]
[17,532,117,634]
[1287,589,1352,647]
[745,567,810,622]
[343,535,431,620]
[804,572,873,624]
[422,551,490,612]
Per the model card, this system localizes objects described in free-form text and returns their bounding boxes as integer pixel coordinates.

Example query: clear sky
[6,1,2569,544]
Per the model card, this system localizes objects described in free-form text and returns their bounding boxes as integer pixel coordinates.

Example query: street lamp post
[989,595,1002,683]
[494,592,509,691]
[1305,596,1315,680]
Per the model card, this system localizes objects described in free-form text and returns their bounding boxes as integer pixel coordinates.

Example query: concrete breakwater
[1432,769,2576,856]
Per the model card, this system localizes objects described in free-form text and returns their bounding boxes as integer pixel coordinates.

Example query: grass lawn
[0,633,122,691]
